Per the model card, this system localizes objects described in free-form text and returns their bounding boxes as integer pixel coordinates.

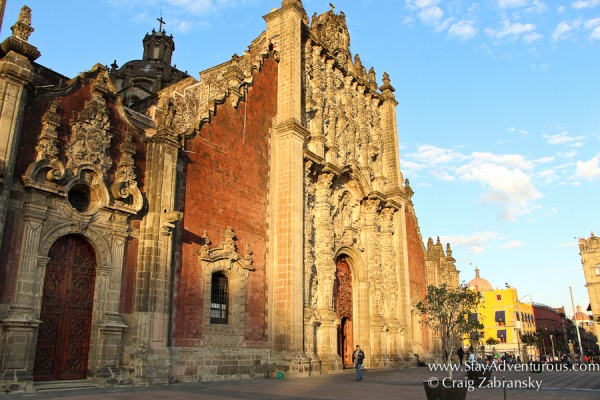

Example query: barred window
[210,272,228,324]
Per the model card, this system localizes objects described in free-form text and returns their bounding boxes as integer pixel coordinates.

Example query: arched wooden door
[34,235,97,380]
[335,258,353,368]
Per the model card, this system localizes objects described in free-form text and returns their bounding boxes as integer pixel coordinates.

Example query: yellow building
[467,268,536,360]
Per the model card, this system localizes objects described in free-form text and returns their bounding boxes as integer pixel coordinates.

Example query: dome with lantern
[467,267,494,292]
[572,305,592,324]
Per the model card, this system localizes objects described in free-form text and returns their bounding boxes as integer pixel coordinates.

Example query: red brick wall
[405,204,429,350]
[172,57,277,345]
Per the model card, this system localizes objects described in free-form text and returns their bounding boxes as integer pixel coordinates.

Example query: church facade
[0,1,459,391]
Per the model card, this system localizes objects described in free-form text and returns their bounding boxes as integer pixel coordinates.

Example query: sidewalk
[5,365,600,399]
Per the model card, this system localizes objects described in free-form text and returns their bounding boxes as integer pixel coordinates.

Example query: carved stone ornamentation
[35,101,65,182]
[11,6,34,41]
[66,84,112,175]
[199,226,254,271]
[111,132,143,211]
[309,7,351,68]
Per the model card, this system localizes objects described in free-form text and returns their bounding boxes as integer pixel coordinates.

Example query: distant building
[571,305,599,356]
[532,303,568,357]
[466,268,535,360]
[578,232,600,349]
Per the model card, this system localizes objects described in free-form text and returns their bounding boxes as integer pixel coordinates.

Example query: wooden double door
[335,258,354,368]
[33,235,96,380]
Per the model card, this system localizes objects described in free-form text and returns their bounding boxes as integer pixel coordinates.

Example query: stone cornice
[0,36,40,61]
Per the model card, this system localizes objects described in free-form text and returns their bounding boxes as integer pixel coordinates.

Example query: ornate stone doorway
[334,258,353,368]
[33,235,97,380]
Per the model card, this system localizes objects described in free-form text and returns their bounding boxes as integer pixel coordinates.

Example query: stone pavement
[5,365,600,399]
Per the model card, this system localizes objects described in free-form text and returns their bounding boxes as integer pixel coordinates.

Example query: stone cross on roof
[157,16,166,31]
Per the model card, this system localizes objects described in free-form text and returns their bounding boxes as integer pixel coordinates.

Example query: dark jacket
[353,349,365,365]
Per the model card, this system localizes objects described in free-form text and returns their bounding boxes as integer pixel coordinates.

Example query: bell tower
[142,26,175,64]
[579,232,600,347]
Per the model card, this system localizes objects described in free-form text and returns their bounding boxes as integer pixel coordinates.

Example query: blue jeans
[355,363,362,380]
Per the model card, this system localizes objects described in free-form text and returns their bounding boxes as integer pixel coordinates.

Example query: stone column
[264,1,309,361]
[381,206,401,364]
[126,127,181,385]
[0,197,46,391]
[313,173,340,371]
[395,192,414,360]
[0,6,40,253]
[378,73,402,197]
[362,198,384,367]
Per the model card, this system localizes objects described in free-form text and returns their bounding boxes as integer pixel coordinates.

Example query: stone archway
[33,234,97,381]
[334,257,353,367]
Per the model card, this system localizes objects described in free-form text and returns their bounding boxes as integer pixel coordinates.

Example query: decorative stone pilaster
[378,73,402,197]
[0,6,40,253]
[264,2,310,369]
[362,198,385,367]
[127,98,183,385]
[312,173,340,372]
[380,206,401,363]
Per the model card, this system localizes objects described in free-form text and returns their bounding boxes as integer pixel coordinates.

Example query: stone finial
[282,0,303,8]
[446,243,453,258]
[368,67,377,90]
[11,6,34,41]
[475,267,480,278]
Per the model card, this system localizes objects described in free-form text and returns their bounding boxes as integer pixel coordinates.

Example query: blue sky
[2,0,599,315]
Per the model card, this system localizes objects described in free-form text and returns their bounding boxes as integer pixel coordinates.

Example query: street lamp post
[569,285,585,363]
[549,334,556,358]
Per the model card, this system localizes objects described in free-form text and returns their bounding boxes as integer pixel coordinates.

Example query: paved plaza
[5,366,600,400]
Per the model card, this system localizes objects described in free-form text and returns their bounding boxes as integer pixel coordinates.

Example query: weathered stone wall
[170,348,272,382]
[405,204,429,353]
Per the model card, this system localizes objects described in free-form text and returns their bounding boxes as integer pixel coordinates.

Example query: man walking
[352,345,365,381]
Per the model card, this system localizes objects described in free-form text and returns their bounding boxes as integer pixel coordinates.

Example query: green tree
[414,284,483,379]
[521,331,544,359]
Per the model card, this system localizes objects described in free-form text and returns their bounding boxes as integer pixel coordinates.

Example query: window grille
[210,272,228,324]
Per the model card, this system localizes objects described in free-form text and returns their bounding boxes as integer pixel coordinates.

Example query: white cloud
[496,20,537,38]
[538,168,559,183]
[523,32,543,43]
[552,21,577,42]
[486,20,540,44]
[499,0,547,13]
[407,145,466,165]
[448,20,478,40]
[499,0,529,7]
[572,0,600,9]
[574,156,600,180]
[502,240,524,249]
[470,246,485,254]
[419,6,444,24]
[535,156,555,164]
[441,231,501,249]
[456,155,541,221]
[585,18,600,40]
[431,170,456,181]
[543,131,584,146]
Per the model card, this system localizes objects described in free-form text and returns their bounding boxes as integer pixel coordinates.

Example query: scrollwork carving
[66,85,112,175]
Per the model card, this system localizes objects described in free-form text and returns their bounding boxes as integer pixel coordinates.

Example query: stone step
[34,379,97,392]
